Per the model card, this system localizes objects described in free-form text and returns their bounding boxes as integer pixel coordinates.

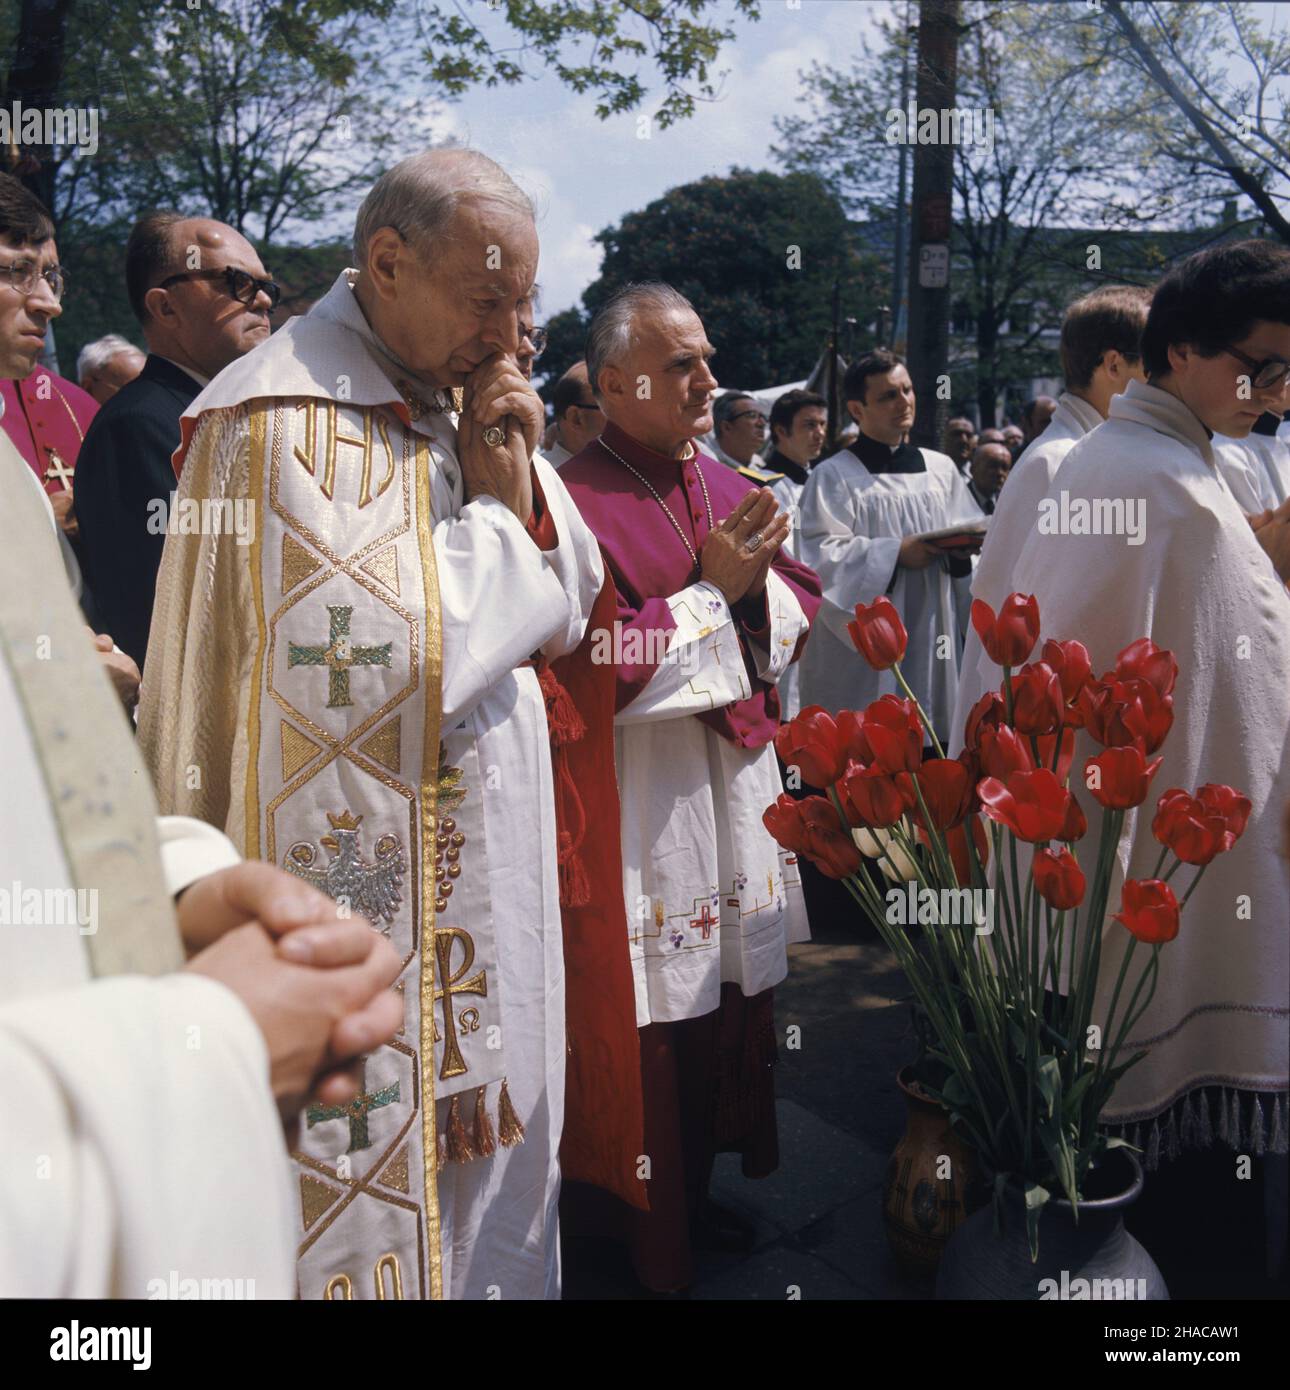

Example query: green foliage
[567,167,884,390]
[773,0,1198,421]
[414,0,761,130]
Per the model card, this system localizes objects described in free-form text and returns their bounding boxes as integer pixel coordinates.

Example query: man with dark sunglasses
[544,360,603,468]
[75,213,277,669]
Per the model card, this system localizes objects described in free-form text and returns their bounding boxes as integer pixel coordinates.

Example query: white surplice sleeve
[749,569,809,684]
[531,454,605,661]
[435,453,604,727]
[0,974,296,1298]
[614,580,751,725]
[798,462,902,646]
[157,817,243,897]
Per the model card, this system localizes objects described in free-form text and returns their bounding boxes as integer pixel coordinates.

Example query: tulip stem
[1178,863,1209,910]
[892,661,946,760]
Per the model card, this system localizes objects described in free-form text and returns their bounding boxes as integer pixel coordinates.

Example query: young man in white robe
[0,170,403,1297]
[138,149,605,1300]
[951,285,1151,748]
[1215,406,1290,511]
[764,387,828,721]
[797,350,981,745]
[1009,239,1290,1168]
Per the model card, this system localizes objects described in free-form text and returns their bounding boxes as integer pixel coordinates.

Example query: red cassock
[0,366,98,495]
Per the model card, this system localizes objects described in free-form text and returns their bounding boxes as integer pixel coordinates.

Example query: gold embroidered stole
[0,433,181,976]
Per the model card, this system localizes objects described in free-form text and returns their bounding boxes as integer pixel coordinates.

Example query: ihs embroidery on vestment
[284,809,406,926]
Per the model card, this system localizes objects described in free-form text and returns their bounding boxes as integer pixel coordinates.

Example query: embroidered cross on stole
[232,396,516,1300]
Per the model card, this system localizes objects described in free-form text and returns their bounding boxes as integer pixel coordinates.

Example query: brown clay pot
[882,1065,981,1275]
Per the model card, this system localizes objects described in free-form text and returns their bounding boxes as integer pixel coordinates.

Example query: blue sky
[419,0,881,317]
[395,0,1290,320]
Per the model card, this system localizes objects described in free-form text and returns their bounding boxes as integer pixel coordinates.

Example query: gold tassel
[473,1085,497,1157]
[443,1094,475,1164]
[497,1077,526,1148]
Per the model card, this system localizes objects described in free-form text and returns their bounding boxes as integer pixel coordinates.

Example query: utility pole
[905,0,960,451]
[891,0,914,352]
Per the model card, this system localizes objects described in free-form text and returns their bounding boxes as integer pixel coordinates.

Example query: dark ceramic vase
[935,1147,1169,1300]
[883,1066,982,1275]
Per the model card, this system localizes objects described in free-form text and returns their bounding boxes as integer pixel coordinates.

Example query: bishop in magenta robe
[558,283,822,1290]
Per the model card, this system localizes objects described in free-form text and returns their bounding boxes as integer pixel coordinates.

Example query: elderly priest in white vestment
[138,149,604,1301]
[951,285,1151,748]
[797,350,981,746]
[1010,240,1290,1170]
[0,169,404,1298]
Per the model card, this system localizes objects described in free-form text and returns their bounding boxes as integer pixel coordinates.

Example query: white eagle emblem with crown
[284,810,406,927]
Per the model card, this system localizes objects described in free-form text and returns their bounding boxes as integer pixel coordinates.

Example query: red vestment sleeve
[525,465,559,551]
[548,574,649,1211]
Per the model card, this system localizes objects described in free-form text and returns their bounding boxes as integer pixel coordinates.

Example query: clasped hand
[700,488,790,606]
[457,353,542,522]
[180,862,403,1130]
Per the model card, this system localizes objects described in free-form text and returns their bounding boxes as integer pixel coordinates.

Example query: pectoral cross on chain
[288,605,392,708]
[43,447,73,492]
[431,927,487,1079]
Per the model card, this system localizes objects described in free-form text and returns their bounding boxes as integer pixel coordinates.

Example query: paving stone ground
[562,907,1287,1302]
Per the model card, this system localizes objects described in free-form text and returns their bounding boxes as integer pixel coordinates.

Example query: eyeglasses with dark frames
[0,258,68,301]
[729,409,767,424]
[1221,343,1290,391]
[158,265,281,310]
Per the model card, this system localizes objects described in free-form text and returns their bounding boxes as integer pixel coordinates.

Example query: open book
[913,517,990,548]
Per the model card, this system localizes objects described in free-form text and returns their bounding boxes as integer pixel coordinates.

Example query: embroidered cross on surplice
[288,604,392,708]
[305,1063,400,1153]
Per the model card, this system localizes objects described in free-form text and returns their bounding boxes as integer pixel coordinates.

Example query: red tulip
[853,696,924,775]
[938,815,990,888]
[1114,637,1178,699]
[1060,793,1088,843]
[774,706,851,788]
[848,597,908,671]
[1078,676,1173,754]
[977,769,1075,843]
[1008,661,1065,735]
[1035,728,1076,783]
[837,762,908,829]
[1033,847,1086,910]
[1042,638,1093,707]
[1151,789,1229,865]
[763,794,814,853]
[972,593,1040,667]
[977,725,1035,780]
[1084,746,1164,810]
[800,798,864,880]
[901,757,974,832]
[963,690,1006,751]
[1195,784,1252,847]
[1114,878,1180,944]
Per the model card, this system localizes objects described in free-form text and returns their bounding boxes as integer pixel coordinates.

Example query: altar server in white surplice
[0,171,405,1299]
[1215,408,1290,512]
[139,150,604,1301]
[951,286,1151,749]
[797,350,981,744]
[1010,240,1290,1164]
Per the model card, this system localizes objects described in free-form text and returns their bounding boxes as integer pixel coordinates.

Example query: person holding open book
[796,350,982,747]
